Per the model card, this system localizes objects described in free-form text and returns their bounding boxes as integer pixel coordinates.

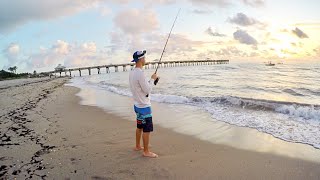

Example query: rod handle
[154,77,160,85]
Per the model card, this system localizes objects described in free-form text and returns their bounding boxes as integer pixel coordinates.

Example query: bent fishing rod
[146,9,180,98]
[153,8,181,86]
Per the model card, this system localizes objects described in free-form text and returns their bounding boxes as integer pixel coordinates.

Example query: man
[129,50,158,158]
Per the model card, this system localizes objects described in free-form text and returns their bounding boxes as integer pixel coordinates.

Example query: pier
[49,59,229,77]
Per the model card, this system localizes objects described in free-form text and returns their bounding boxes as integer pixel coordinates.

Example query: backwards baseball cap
[131,50,146,62]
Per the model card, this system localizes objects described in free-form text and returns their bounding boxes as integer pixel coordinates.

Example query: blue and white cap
[131,50,146,62]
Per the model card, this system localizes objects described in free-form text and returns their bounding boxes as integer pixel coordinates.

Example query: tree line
[0,66,48,81]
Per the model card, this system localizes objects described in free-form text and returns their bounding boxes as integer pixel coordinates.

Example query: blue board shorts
[134,106,153,132]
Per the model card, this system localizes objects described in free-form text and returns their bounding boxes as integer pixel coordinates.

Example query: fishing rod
[153,8,181,86]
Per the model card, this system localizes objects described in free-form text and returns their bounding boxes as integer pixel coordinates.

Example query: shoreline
[1,78,320,179]
[70,78,320,163]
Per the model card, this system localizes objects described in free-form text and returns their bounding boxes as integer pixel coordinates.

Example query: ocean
[68,60,320,151]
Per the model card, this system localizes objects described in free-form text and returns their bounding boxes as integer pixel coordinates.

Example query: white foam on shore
[72,79,320,149]
[275,105,320,120]
[66,78,320,163]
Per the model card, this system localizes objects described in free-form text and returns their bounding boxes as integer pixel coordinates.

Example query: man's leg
[134,128,143,151]
[142,132,158,158]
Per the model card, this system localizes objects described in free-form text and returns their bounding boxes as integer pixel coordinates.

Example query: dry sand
[0,78,320,179]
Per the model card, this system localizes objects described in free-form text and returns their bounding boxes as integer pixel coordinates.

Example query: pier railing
[49,59,229,77]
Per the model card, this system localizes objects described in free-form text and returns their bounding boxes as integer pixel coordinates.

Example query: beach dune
[0,78,319,179]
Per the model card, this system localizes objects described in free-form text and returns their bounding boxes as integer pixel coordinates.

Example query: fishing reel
[146,77,160,97]
[154,77,160,85]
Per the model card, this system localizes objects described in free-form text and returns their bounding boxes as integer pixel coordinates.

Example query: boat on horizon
[265,61,275,66]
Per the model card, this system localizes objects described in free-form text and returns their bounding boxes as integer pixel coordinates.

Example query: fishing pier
[50,59,229,77]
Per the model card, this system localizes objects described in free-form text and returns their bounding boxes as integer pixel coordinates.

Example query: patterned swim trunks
[134,105,153,132]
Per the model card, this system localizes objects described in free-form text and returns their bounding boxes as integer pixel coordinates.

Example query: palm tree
[7,66,18,74]
[13,66,17,74]
[8,67,14,73]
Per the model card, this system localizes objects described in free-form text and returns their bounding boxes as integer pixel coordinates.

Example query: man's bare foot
[143,151,158,158]
[134,146,144,151]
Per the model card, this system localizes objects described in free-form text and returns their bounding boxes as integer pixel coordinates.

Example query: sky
[0,0,320,73]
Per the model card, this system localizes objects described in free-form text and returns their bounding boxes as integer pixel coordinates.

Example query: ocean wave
[275,105,320,120]
[98,81,190,104]
[99,82,132,97]
[152,94,190,104]
[297,87,320,96]
[73,79,320,149]
[282,88,305,96]
[98,81,320,121]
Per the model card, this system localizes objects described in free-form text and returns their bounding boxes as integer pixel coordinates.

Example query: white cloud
[228,13,262,26]
[188,0,232,7]
[107,0,131,4]
[242,0,265,7]
[2,43,20,69]
[99,6,112,16]
[0,0,106,33]
[233,29,258,45]
[63,42,102,67]
[142,0,176,6]
[191,9,214,14]
[52,40,70,55]
[212,46,249,57]
[205,27,226,37]
[113,8,159,35]
[109,30,206,61]
[4,43,20,55]
[27,40,70,69]
[18,40,108,72]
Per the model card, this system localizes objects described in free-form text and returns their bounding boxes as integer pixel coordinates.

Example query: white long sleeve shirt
[129,68,154,108]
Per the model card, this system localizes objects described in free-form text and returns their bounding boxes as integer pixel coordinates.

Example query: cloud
[3,40,108,71]
[2,43,20,69]
[214,46,245,57]
[109,30,206,61]
[107,0,131,4]
[0,0,105,33]
[3,43,20,56]
[293,22,320,28]
[27,40,70,69]
[292,27,309,38]
[233,29,258,45]
[99,6,112,16]
[113,8,159,35]
[150,33,205,53]
[63,42,103,67]
[280,29,288,32]
[313,47,320,58]
[192,9,214,14]
[203,46,261,59]
[143,0,176,6]
[228,13,262,26]
[281,49,297,55]
[242,0,265,7]
[188,0,232,7]
[205,27,226,37]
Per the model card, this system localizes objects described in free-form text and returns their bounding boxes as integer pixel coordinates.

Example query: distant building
[54,64,66,72]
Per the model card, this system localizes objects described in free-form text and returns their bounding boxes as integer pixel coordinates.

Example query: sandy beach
[1,78,320,179]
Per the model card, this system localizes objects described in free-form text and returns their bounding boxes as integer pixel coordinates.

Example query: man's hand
[151,73,158,80]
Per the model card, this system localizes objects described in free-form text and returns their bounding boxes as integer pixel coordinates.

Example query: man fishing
[129,9,180,158]
[129,50,158,158]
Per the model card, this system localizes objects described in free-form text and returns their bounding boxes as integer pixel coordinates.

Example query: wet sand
[0,78,320,179]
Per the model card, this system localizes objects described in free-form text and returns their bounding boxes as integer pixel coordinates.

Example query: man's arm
[138,72,157,95]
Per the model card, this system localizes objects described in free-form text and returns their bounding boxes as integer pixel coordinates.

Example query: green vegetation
[8,66,17,74]
[0,70,30,81]
[0,66,52,81]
